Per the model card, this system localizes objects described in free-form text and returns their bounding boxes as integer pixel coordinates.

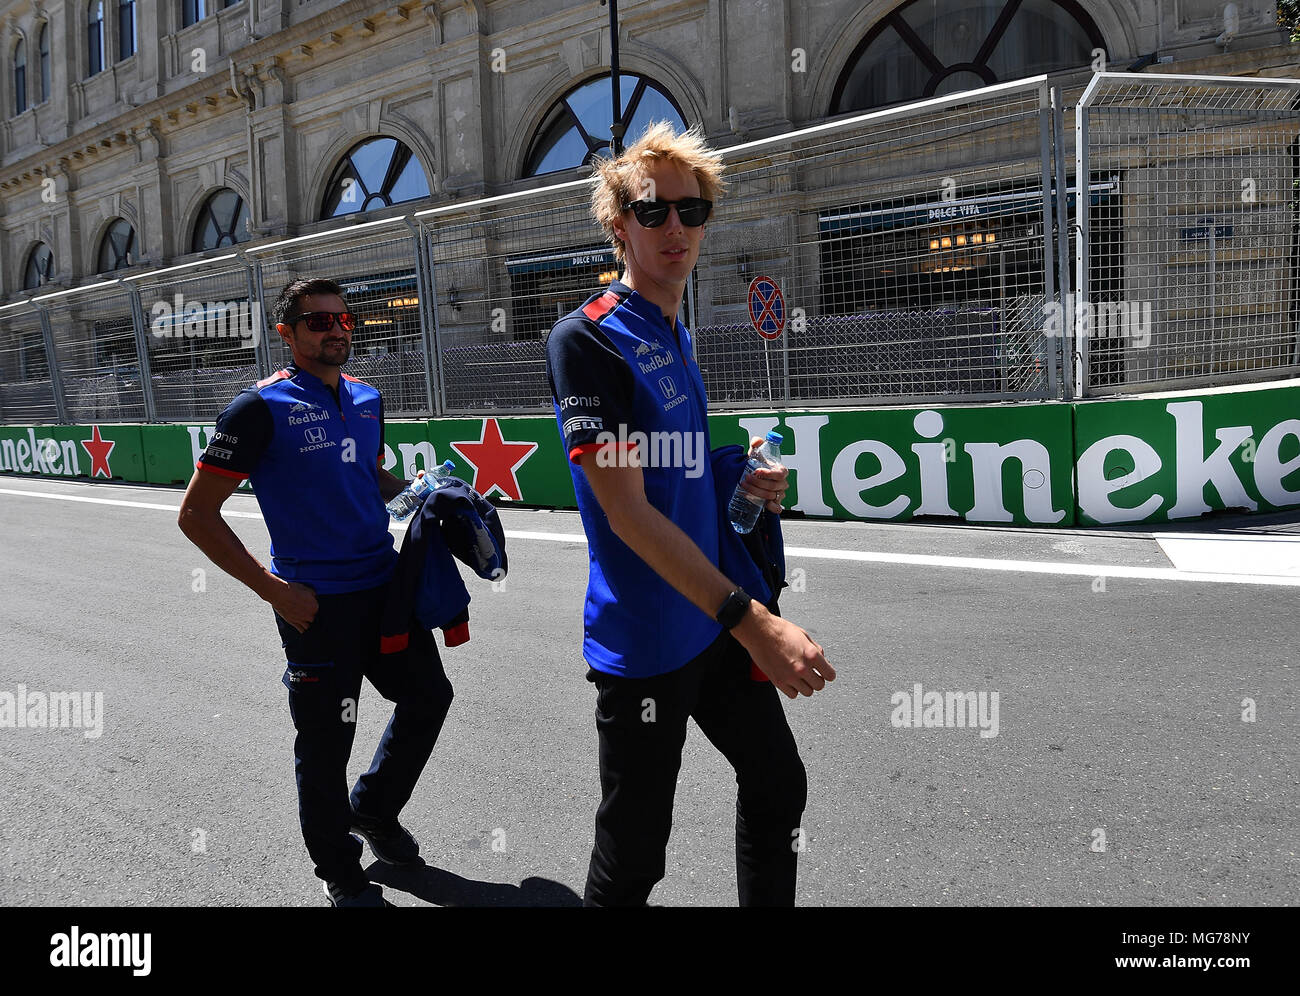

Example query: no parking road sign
[747,276,785,340]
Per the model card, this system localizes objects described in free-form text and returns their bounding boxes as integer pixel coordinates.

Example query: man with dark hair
[178,278,453,907]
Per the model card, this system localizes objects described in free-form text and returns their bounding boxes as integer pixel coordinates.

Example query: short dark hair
[273,278,345,327]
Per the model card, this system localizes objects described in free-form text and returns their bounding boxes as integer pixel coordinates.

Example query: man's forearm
[179,512,283,603]
[378,467,407,502]
[608,498,742,622]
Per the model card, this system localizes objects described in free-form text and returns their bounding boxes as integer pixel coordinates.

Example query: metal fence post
[1052,87,1074,400]
[1037,81,1057,398]
[404,217,439,417]
[34,304,69,424]
[1075,75,1101,398]
[239,251,272,380]
[420,222,448,416]
[119,279,158,422]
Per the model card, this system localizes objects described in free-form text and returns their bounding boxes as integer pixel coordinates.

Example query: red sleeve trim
[196,462,250,481]
[569,441,638,464]
[442,621,470,647]
[380,633,409,654]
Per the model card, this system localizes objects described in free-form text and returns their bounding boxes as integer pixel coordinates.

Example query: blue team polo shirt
[546,280,722,678]
[196,364,397,594]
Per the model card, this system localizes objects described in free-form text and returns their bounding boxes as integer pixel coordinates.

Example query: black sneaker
[349,810,423,866]
[323,880,392,907]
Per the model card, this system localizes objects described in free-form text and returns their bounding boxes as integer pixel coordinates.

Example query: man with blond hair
[546,122,835,906]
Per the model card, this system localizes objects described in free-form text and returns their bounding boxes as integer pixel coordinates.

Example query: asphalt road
[1,474,1296,907]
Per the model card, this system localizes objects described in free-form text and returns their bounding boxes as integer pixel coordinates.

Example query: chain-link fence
[0,303,60,422]
[697,76,1058,407]
[250,217,434,417]
[417,179,597,414]
[2,72,1297,424]
[1076,73,1300,396]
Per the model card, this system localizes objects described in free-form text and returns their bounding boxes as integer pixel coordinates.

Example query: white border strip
[3,486,1298,588]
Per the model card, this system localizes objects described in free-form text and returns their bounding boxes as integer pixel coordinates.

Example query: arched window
[38,24,50,102]
[13,39,26,115]
[87,1,104,78]
[98,219,137,272]
[831,0,1103,113]
[191,189,249,251]
[24,244,55,289]
[320,137,431,219]
[523,73,688,177]
[183,0,238,29]
[119,0,136,60]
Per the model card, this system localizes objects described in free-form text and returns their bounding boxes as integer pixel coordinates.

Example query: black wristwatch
[715,590,752,630]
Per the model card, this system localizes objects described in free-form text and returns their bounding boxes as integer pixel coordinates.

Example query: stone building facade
[0,0,1295,299]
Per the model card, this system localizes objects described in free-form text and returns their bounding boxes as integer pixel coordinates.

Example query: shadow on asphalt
[366,861,582,907]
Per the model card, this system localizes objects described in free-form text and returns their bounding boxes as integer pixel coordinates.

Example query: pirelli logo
[563,416,603,437]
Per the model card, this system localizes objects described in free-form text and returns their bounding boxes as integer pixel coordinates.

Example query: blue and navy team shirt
[196,364,397,594]
[546,279,722,679]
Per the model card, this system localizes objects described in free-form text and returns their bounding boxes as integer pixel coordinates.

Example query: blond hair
[590,121,726,263]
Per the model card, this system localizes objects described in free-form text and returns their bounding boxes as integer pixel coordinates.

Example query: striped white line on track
[3,485,1298,587]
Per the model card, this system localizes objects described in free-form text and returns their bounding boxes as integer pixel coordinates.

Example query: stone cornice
[0,0,432,191]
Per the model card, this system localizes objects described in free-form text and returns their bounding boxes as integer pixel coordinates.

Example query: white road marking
[781,544,1300,587]
[3,483,1299,587]
[1156,534,1300,579]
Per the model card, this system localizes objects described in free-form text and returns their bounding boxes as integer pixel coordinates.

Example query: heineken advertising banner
[1072,385,1300,526]
[0,424,144,481]
[3,382,1298,528]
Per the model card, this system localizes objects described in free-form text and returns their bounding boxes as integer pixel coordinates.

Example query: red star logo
[80,425,116,479]
[449,418,538,501]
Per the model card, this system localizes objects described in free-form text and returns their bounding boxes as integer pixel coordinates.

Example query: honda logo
[658,376,678,400]
[304,427,327,443]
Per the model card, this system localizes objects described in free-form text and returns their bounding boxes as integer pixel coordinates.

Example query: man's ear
[275,323,293,348]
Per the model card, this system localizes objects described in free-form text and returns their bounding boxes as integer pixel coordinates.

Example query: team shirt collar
[607,279,686,334]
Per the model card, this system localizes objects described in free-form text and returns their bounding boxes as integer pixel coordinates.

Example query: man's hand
[741,435,789,514]
[580,449,832,700]
[733,602,835,699]
[269,580,319,634]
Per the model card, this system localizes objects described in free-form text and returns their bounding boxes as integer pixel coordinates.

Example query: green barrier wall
[1072,385,1300,526]
[3,382,1298,528]
[0,424,145,481]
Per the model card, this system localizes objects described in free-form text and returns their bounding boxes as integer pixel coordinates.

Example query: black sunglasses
[622,197,713,228]
[290,311,356,332]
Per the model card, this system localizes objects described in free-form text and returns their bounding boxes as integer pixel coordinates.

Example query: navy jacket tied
[380,478,508,653]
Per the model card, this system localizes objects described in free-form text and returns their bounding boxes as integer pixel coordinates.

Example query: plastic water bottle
[386,460,456,521]
[728,432,783,534]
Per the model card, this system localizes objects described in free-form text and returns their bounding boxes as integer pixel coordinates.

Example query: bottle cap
[765,431,783,445]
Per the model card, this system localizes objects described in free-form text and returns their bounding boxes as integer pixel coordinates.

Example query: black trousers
[584,631,808,907]
[275,584,454,894]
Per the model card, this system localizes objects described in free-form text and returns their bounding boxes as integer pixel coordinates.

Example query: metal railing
[1,72,1297,424]
[1075,73,1300,396]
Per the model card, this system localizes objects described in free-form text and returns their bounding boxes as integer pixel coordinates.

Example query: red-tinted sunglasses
[291,311,356,332]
